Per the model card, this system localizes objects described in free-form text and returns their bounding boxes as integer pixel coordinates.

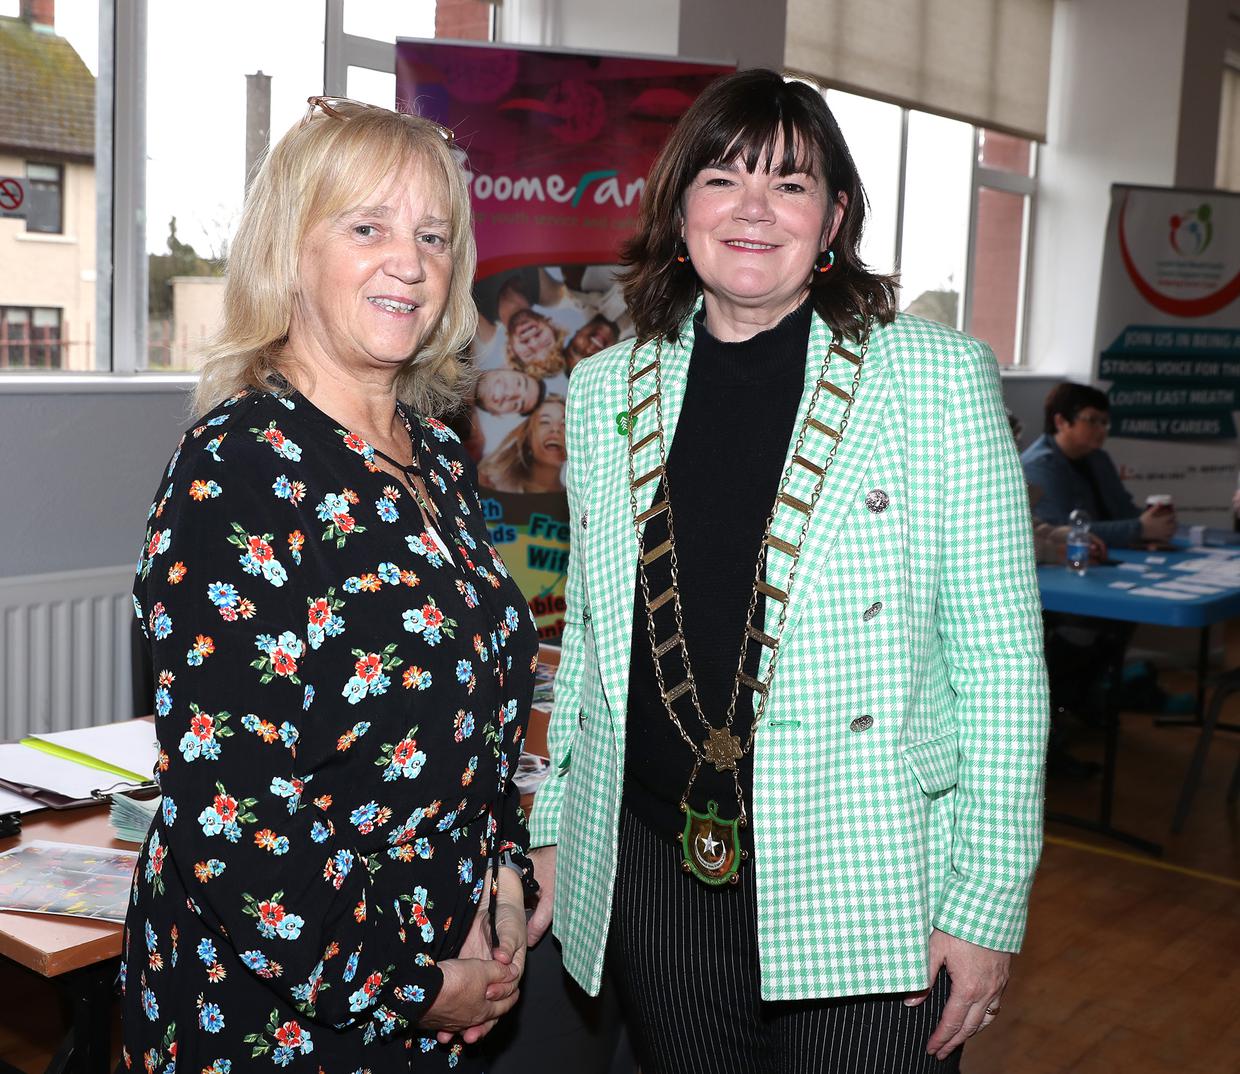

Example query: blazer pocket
[901,732,960,797]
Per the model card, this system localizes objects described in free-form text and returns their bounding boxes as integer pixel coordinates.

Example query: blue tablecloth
[1038,546,1240,628]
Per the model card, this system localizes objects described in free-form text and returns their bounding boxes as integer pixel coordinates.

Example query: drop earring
[814,249,835,274]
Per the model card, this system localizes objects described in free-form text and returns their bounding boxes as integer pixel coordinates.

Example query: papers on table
[1098,549,1240,603]
[0,785,42,816]
[0,840,138,922]
[0,719,159,811]
[1127,586,1198,601]
[26,722,157,783]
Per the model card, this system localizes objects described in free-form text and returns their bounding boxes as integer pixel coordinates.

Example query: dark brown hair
[619,68,897,345]
[1043,382,1109,435]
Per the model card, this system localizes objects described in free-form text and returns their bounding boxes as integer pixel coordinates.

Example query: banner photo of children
[396,41,732,639]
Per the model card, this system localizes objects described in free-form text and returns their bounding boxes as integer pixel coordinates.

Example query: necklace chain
[624,320,870,842]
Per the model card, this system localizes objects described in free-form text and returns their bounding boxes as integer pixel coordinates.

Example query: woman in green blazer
[525,69,1048,1073]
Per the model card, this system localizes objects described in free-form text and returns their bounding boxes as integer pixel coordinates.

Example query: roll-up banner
[1093,184,1240,525]
[396,41,732,639]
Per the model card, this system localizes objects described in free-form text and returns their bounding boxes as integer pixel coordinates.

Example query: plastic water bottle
[1066,509,1091,575]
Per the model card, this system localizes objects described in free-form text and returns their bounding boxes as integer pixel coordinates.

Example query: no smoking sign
[0,177,26,218]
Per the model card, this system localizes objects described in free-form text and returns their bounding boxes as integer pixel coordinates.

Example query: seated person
[1021,386,1189,742]
[1021,382,1177,546]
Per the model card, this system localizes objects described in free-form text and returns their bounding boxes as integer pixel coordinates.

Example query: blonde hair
[478,395,567,493]
[193,102,478,417]
[503,309,566,379]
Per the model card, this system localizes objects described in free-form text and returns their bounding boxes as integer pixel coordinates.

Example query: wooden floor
[963,703,1240,1073]
[3,689,1239,1073]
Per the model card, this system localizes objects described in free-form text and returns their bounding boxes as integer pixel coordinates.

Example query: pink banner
[397,41,731,640]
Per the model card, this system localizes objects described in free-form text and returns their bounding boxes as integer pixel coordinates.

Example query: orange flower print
[167,561,187,584]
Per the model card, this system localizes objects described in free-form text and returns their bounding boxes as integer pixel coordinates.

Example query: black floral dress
[119,386,537,1073]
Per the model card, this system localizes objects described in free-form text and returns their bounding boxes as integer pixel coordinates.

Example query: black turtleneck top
[623,299,812,850]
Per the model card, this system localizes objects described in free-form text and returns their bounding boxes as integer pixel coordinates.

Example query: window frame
[0,305,64,369]
[964,131,1038,370]
[23,162,65,235]
[825,86,1039,367]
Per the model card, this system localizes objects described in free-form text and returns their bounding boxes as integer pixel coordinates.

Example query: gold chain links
[624,320,871,826]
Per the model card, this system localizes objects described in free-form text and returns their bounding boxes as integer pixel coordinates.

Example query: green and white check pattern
[529,310,1049,1001]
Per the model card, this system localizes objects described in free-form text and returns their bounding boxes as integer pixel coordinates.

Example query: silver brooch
[863,601,883,621]
[865,489,889,513]
[850,715,874,733]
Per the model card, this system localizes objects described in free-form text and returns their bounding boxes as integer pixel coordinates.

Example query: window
[826,88,1037,367]
[1,0,486,379]
[24,162,63,233]
[0,0,98,371]
[1,306,63,368]
[966,131,1036,369]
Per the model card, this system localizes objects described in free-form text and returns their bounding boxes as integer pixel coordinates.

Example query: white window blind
[785,0,1054,141]
[1217,60,1240,191]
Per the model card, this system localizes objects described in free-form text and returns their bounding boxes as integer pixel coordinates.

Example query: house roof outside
[0,14,94,163]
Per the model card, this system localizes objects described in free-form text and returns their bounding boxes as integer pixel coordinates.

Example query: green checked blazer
[529,309,1049,1001]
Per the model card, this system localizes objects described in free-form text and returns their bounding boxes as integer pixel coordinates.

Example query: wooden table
[0,805,124,1074]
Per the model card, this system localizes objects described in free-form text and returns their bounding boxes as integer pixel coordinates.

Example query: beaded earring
[675,240,690,265]
[814,249,836,274]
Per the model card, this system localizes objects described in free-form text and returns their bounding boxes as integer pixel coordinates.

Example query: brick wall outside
[435,0,491,41]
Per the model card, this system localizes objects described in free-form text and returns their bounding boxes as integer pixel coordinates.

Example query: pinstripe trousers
[608,806,963,1074]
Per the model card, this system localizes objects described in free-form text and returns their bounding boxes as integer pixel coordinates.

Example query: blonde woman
[477,395,567,495]
[123,97,536,1073]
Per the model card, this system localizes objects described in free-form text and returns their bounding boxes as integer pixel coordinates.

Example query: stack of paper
[0,720,159,811]
[110,793,160,845]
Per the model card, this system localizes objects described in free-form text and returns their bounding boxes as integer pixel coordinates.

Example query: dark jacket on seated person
[1020,433,1142,546]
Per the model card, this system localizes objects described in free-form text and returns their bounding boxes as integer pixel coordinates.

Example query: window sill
[0,373,197,393]
[13,232,78,244]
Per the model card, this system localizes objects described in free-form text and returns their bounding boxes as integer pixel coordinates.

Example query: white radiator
[0,565,136,741]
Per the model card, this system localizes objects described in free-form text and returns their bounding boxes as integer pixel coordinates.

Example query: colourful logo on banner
[1119,194,1240,317]
[1168,204,1212,256]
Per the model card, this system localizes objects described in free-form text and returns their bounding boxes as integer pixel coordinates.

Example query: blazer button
[581,511,588,530]
[863,601,883,621]
[865,489,890,513]
[583,606,591,623]
[850,715,874,732]
[578,707,587,728]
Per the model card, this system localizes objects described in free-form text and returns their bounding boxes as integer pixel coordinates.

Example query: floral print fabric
[120,388,537,1073]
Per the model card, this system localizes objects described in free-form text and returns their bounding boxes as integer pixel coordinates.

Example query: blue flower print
[375,497,399,523]
[455,660,472,684]
[161,796,177,826]
[154,686,172,717]
[342,951,360,983]
[197,938,217,965]
[310,820,330,844]
[394,983,426,1004]
[199,1001,225,1033]
[141,987,159,1020]
[207,581,239,610]
[145,921,158,952]
[240,950,270,972]
[150,603,173,640]
[276,914,305,940]
[377,561,401,585]
[350,801,379,830]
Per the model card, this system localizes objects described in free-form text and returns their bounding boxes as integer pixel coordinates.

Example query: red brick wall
[435,0,491,41]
